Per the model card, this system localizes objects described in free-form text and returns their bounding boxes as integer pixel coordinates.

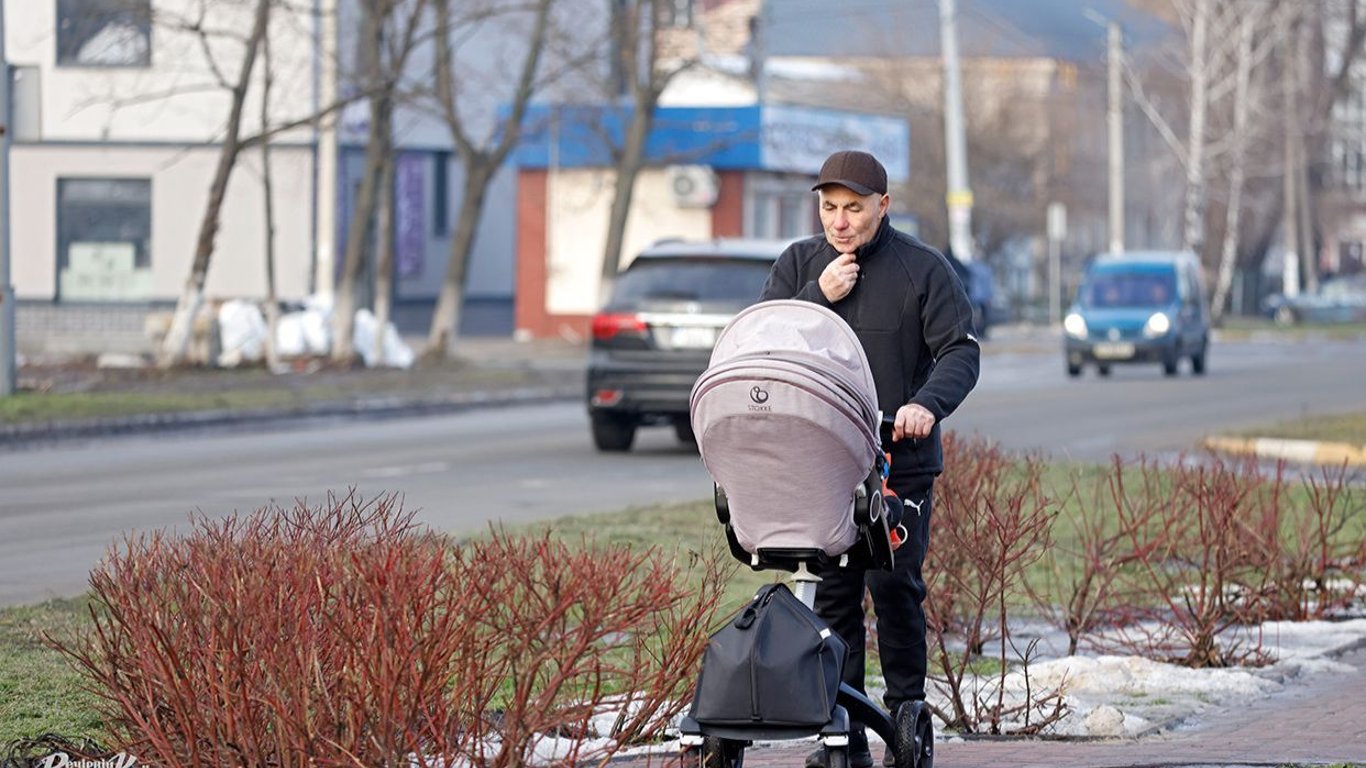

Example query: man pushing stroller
[759,150,981,768]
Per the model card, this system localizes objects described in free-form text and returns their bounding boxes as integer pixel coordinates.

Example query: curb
[0,386,581,449]
[1202,435,1366,467]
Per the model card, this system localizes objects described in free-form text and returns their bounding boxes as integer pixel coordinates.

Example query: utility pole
[0,2,15,397]
[939,0,973,262]
[1107,21,1124,255]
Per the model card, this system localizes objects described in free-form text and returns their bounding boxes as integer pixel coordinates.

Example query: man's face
[818,185,889,254]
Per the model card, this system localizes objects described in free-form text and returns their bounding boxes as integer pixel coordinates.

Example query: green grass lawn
[0,596,106,745]
[1235,409,1366,445]
[1218,317,1366,340]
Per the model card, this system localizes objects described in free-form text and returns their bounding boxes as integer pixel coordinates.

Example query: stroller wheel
[892,700,934,768]
[822,745,848,768]
[696,736,744,768]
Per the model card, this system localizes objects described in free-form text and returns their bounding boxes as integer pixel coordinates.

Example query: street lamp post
[0,2,15,397]
[939,0,974,262]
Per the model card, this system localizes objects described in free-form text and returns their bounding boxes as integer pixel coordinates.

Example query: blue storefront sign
[515,103,908,181]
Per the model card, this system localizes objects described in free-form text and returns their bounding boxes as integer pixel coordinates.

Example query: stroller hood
[690,300,881,557]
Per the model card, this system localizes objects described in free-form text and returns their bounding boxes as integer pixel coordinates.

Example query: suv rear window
[612,257,773,303]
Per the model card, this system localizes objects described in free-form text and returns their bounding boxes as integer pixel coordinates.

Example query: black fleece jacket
[759,217,981,480]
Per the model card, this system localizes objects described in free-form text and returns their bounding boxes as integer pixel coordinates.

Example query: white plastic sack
[352,308,414,369]
[217,300,268,367]
[275,307,331,357]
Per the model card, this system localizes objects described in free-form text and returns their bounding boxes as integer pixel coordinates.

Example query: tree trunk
[1211,13,1255,323]
[158,0,272,368]
[331,1,388,364]
[1181,0,1210,255]
[426,159,495,357]
[372,147,396,366]
[260,2,281,370]
[598,108,652,305]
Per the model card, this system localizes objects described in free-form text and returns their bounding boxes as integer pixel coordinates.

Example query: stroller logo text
[748,386,771,411]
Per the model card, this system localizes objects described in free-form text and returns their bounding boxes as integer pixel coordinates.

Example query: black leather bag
[690,583,847,727]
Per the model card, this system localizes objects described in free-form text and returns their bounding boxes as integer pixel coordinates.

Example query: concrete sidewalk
[625,643,1366,768]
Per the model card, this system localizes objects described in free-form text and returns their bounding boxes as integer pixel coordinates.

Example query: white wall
[546,168,713,315]
[11,144,315,301]
[4,0,319,144]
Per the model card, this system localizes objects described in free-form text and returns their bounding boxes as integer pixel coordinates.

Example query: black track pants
[812,475,934,742]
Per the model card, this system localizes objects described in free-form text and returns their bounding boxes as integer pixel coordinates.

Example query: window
[662,0,693,28]
[613,258,774,303]
[57,178,153,301]
[57,0,152,68]
[432,151,450,237]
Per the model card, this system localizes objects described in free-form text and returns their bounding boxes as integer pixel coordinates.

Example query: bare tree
[422,0,559,359]
[157,0,273,367]
[596,0,697,300]
[331,0,428,364]
[1128,0,1366,313]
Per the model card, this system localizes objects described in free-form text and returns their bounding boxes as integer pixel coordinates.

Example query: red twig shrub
[1251,461,1362,621]
[1052,454,1361,668]
[924,433,1064,734]
[1029,458,1167,656]
[54,492,725,767]
[439,532,726,768]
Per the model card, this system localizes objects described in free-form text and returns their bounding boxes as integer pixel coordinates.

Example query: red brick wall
[514,171,592,339]
[712,171,744,237]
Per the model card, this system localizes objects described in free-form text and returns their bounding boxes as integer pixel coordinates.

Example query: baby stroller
[678,300,934,768]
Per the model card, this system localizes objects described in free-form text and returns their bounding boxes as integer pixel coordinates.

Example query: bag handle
[733,583,785,629]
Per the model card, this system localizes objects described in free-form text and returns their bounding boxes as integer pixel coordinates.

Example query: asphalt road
[1,337,1363,607]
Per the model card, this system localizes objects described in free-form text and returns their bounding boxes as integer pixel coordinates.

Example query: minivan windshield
[612,257,774,303]
[1080,270,1177,309]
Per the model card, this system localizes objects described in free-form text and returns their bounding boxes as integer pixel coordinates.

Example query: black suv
[587,238,794,452]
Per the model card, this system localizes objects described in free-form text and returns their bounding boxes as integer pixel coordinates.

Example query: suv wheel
[673,418,697,445]
[591,412,637,452]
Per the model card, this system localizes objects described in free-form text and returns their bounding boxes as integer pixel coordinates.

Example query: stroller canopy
[690,300,881,557]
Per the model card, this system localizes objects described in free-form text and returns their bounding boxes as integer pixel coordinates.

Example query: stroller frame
[681,299,935,768]
[677,481,934,768]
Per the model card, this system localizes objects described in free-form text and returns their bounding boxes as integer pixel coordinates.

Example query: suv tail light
[591,312,648,340]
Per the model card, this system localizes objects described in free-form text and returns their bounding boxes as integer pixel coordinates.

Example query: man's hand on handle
[892,403,936,442]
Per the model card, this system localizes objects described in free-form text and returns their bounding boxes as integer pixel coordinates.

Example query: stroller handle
[879,413,924,450]
[878,415,898,451]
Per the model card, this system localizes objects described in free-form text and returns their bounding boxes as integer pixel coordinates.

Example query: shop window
[663,0,693,28]
[57,178,153,301]
[57,0,152,68]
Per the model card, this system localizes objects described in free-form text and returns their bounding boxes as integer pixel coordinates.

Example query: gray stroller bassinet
[678,300,933,768]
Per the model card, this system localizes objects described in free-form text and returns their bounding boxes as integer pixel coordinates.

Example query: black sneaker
[804,745,874,768]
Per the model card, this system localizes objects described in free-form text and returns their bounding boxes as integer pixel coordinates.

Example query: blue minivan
[1064,251,1210,378]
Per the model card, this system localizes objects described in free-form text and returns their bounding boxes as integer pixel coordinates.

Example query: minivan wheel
[1162,351,1179,377]
[591,412,637,452]
[1066,362,1082,378]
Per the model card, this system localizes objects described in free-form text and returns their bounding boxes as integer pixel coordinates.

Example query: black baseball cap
[812,150,888,196]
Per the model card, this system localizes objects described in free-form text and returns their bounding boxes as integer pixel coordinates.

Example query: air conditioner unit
[667,165,719,208]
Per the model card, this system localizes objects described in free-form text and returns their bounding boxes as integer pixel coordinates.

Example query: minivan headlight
[1063,313,1088,339]
[1143,312,1171,338]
